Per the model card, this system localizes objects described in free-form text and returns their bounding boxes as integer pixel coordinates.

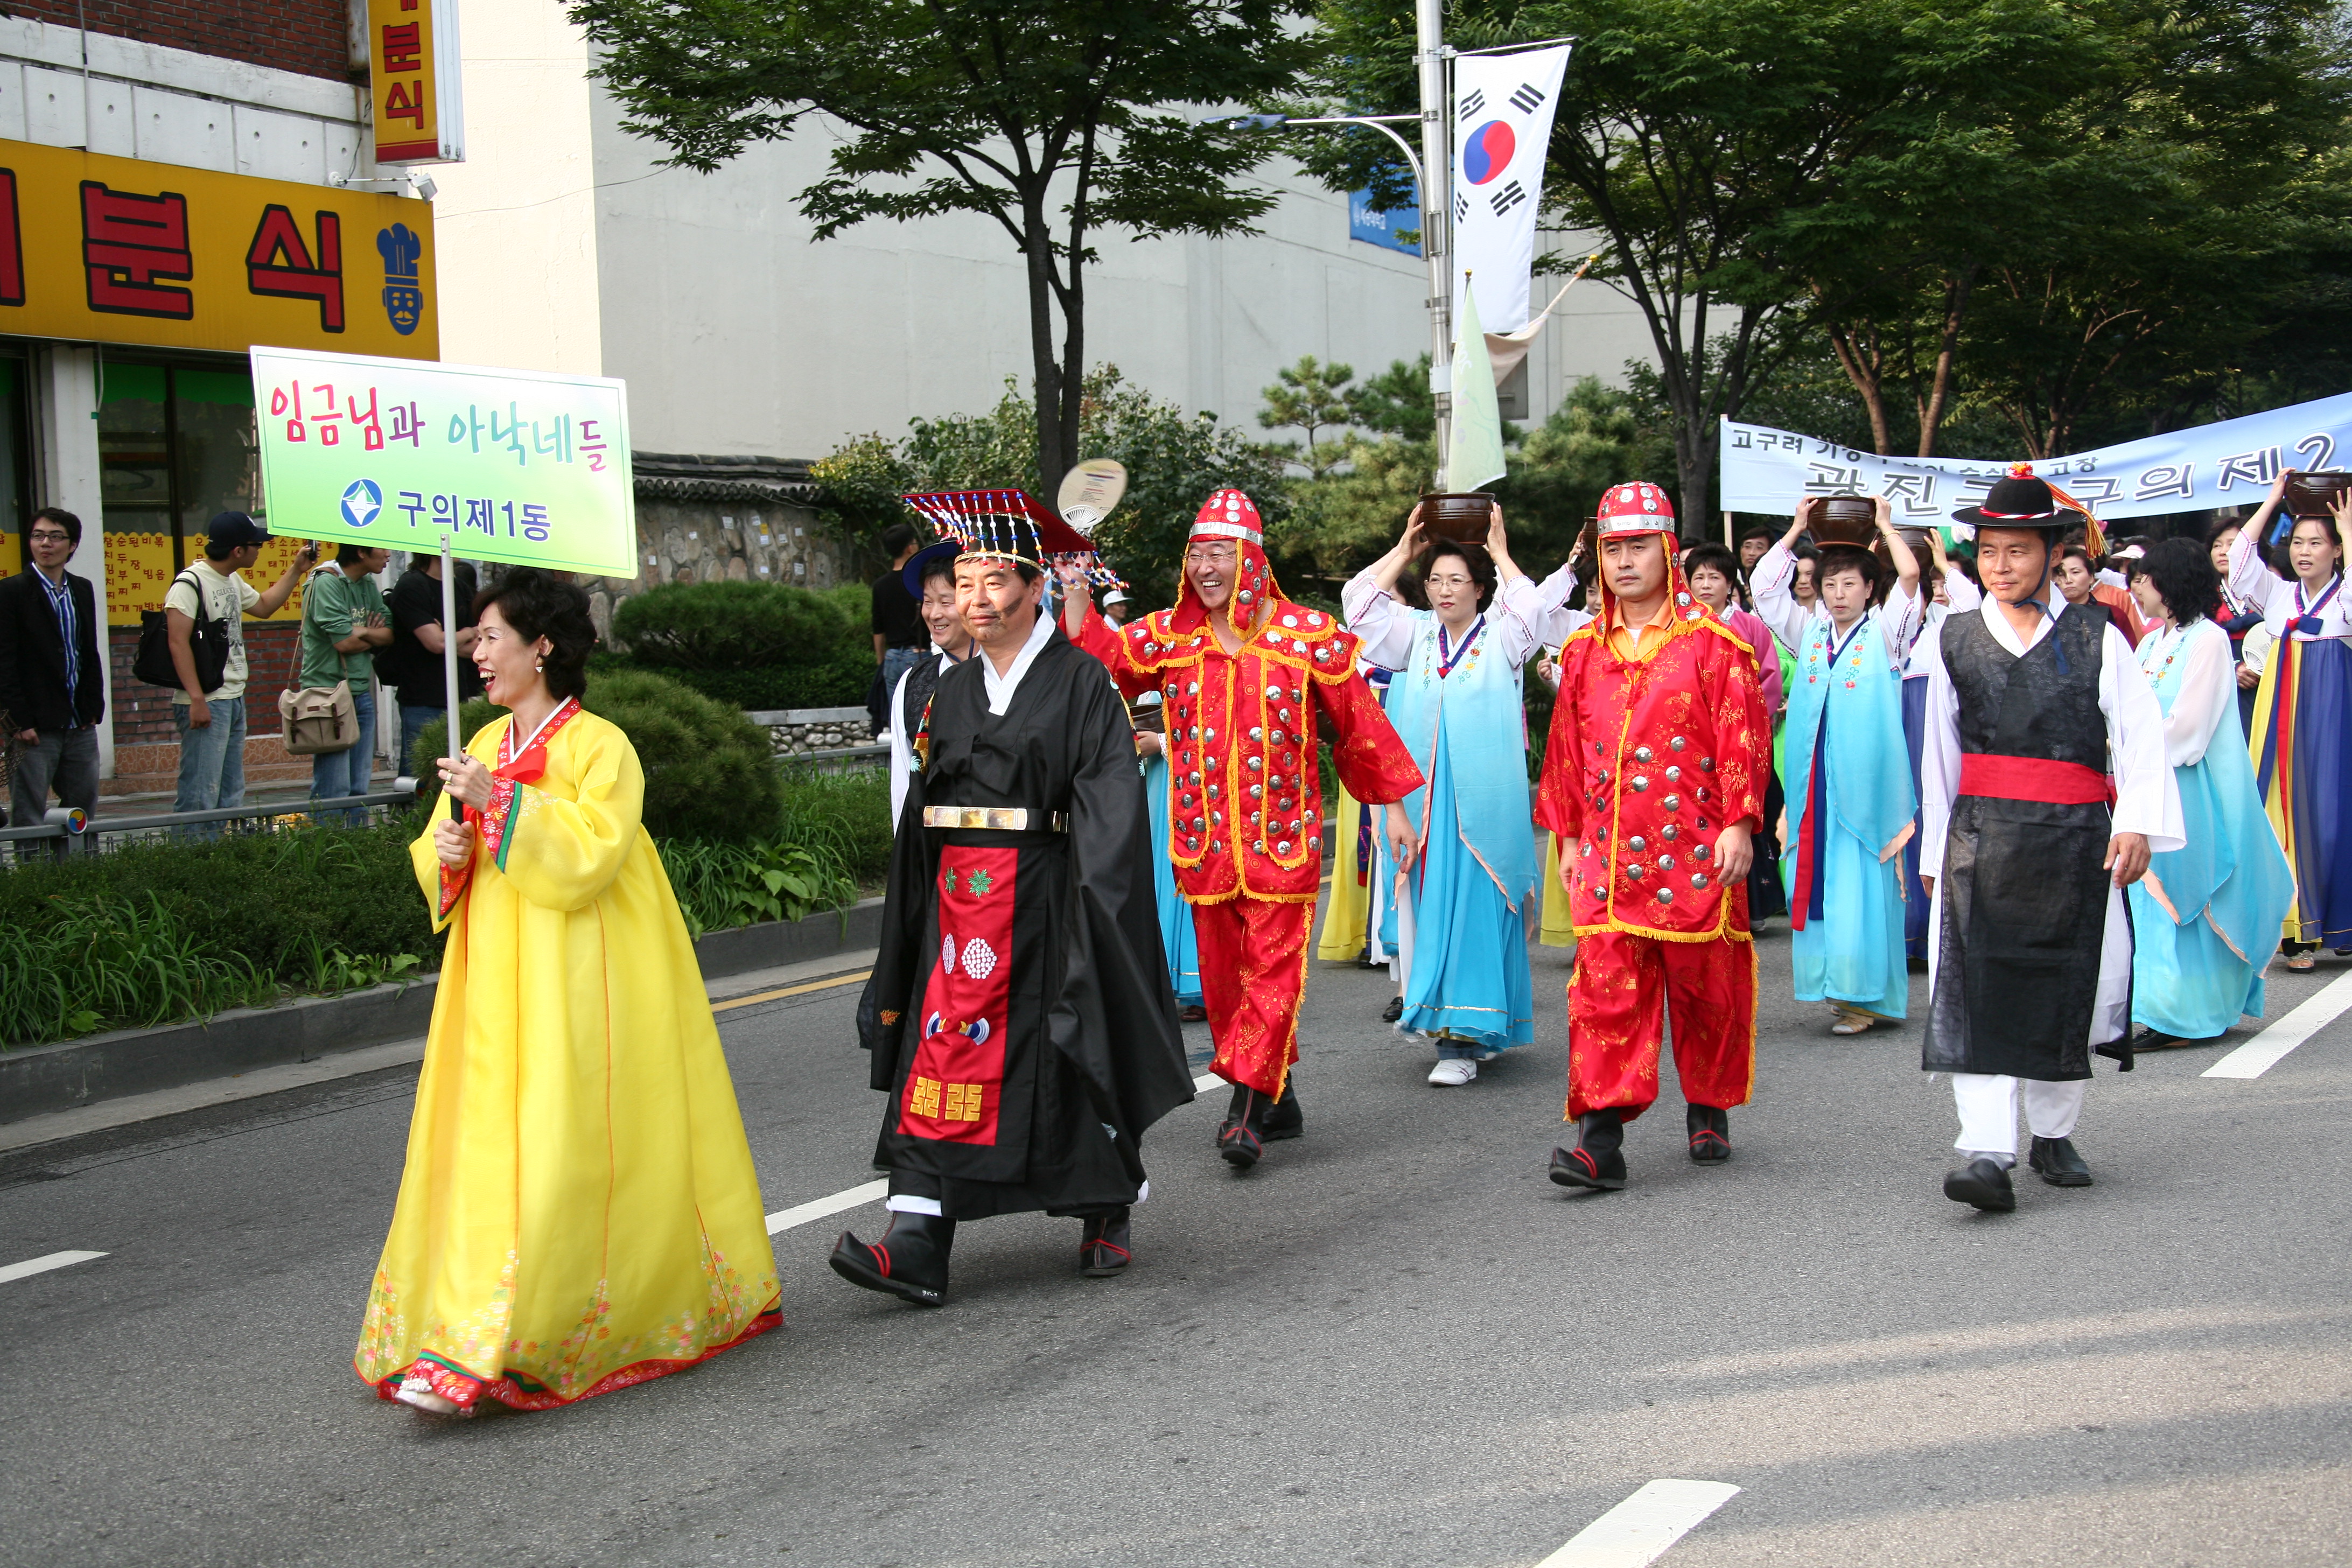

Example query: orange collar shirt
[1537,598,1772,940]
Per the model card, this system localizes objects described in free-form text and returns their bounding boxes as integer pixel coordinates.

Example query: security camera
[412,175,438,201]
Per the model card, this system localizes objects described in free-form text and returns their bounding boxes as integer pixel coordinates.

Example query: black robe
[864,625,1193,1220]
[1921,604,2117,1081]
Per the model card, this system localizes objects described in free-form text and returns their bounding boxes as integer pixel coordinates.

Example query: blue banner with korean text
[1720,393,2352,523]
[1348,188,1421,257]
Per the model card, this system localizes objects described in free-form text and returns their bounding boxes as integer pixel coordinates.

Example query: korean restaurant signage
[0,139,437,359]
[367,0,466,164]
[251,347,636,578]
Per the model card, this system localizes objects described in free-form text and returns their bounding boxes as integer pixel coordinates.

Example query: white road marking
[0,1250,108,1285]
[764,1075,1228,1236]
[1538,1480,1741,1568]
[2204,970,2352,1079]
[766,1180,888,1236]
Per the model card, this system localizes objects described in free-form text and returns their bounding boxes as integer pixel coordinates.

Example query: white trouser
[1951,1074,2086,1163]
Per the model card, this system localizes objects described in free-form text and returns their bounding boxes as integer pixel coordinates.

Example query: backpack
[132,569,231,692]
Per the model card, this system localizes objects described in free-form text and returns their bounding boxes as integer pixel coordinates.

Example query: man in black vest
[0,508,105,843]
[1914,468,2182,1213]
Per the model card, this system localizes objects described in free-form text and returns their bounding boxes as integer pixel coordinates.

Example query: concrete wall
[429,0,1658,463]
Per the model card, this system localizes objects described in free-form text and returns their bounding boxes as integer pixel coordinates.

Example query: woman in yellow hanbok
[356,569,779,1414]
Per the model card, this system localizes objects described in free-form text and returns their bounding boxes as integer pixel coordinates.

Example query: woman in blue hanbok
[2124,541,2295,1042]
[1345,505,1577,1086]
[1755,498,1923,1034]
[1134,691,1205,1018]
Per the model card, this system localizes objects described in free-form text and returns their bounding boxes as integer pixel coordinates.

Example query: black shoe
[1548,1109,1627,1192]
[1380,995,1404,1024]
[1686,1103,1730,1164]
[1217,1083,1270,1168]
[1943,1158,2016,1212]
[1261,1079,1304,1142]
[2027,1135,2092,1187]
[1079,1208,1132,1277]
[830,1212,954,1306]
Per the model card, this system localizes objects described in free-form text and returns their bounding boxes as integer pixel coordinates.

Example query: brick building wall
[104,622,314,798]
[10,0,353,82]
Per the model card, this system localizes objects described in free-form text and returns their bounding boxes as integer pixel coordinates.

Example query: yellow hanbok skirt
[354,706,779,1410]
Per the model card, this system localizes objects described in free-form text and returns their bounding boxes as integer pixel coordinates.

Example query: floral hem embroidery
[364,1301,782,1412]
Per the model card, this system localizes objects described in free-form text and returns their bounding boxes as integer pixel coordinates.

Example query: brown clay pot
[1419,492,1499,543]
[2285,470,2352,517]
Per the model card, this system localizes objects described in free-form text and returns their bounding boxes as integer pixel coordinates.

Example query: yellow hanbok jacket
[355,701,779,1410]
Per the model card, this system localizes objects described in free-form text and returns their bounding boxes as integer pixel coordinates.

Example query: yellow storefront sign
[0,138,437,360]
[368,0,466,165]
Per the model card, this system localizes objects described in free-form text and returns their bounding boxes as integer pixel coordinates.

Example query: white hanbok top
[1342,558,1581,673]
[1753,540,1924,664]
[2225,526,2352,645]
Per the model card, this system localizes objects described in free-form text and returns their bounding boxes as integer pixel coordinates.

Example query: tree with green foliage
[573,0,1319,494]
[1258,355,1359,477]
[813,368,1289,609]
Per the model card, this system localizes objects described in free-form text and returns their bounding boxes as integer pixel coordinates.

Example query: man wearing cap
[1063,490,1424,1167]
[1536,482,1773,1191]
[832,492,1192,1305]
[165,513,318,813]
[1919,465,2181,1212]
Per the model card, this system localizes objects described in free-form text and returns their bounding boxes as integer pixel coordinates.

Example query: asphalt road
[3,928,2348,1568]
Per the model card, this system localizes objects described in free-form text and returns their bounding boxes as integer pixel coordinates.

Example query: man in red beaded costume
[1535,481,1773,1191]
[1063,490,1424,1167]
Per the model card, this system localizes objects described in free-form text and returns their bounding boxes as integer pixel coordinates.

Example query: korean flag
[1451,44,1571,335]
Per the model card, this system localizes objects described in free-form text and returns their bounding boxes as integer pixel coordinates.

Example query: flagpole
[441,531,461,821]
[1416,0,1452,489]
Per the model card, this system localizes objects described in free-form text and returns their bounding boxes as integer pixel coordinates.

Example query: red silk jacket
[1073,605,1423,904]
[1536,606,1771,941]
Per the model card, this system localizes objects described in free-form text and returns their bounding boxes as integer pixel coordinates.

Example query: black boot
[1079,1208,1132,1277]
[1548,1109,1627,1192]
[1217,1083,1271,1168]
[830,1212,954,1306]
[1942,1157,2016,1212]
[1261,1078,1304,1142]
[1380,994,1404,1024]
[1686,1103,1731,1164]
[2027,1135,2093,1187]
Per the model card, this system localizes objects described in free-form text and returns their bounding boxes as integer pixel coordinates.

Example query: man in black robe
[832,503,1193,1305]
[1916,469,2181,1213]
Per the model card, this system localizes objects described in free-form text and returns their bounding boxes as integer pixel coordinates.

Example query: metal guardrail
[0,789,421,852]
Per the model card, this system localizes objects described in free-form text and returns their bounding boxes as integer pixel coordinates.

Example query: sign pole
[1416,0,1452,488]
[441,531,461,820]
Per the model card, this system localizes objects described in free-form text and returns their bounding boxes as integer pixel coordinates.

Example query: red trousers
[1192,897,1312,1096]
[1566,931,1756,1121]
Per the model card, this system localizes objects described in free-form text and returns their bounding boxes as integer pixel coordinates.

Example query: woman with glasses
[1344,503,1579,1086]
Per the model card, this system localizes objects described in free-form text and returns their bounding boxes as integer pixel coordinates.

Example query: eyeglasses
[29,530,72,543]
[1183,545,1238,565]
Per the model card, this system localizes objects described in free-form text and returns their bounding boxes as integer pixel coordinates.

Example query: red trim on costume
[368,1303,783,1412]
[1957,753,2113,806]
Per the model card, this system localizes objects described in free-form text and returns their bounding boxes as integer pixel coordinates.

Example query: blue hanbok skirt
[1142,753,1202,1006]
[1397,741,1535,1054]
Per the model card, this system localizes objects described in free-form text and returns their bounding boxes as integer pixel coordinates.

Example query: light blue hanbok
[1138,708,1203,1008]
[1757,543,1921,1023]
[1347,568,1569,1058]
[2129,618,2293,1039]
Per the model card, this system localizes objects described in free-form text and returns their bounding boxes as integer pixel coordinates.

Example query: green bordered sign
[249,346,635,576]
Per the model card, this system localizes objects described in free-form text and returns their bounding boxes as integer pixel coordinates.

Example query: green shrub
[639,650,874,712]
[611,579,853,671]
[0,894,281,1045]
[414,670,785,844]
[775,764,893,884]
[658,839,859,937]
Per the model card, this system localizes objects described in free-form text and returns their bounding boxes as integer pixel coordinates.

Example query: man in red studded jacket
[1535,482,1773,1192]
[1063,490,1424,1167]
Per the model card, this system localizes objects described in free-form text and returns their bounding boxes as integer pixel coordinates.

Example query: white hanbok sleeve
[2225,521,2293,619]
[2158,622,2233,768]
[887,666,915,828]
[1491,565,1574,669]
[1751,541,1814,650]
[1877,575,1924,664]
[2103,625,2186,852]
[1917,627,1962,883]
[1943,566,1982,613]
[1342,566,1418,672]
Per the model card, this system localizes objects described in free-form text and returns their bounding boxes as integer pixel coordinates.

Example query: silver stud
[1656,887,1675,904]
[1211,839,1224,855]
[1628,836,1647,852]
[1700,757,1716,772]
[1308,835,1321,850]
[1249,784,1263,800]
[1210,811,1222,827]
[1661,825,1679,841]
[1659,854,1675,870]
[1691,872,1710,888]
[1264,684,1281,699]
[1626,863,1646,881]
[1580,842,1593,858]
[1665,766,1682,781]
[1694,843,1711,862]
[1247,757,1263,772]
[1670,736,1686,752]
[1632,775,1650,793]
[1249,726,1264,741]
[1277,841,1291,855]
[1696,787,1712,803]
[1207,784,1220,801]
[1205,728,1217,743]
[1634,745,1654,762]
[1663,794,1681,811]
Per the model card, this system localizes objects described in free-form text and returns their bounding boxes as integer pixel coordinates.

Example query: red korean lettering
[81,181,194,320]
[0,169,22,307]
[383,80,428,132]
[380,23,423,73]
[246,206,344,332]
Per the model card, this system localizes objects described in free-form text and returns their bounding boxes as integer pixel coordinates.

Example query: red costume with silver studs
[1071,490,1423,1095]
[1534,482,1773,1123]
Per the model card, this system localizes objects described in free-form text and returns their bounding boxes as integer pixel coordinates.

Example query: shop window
[97,359,301,626]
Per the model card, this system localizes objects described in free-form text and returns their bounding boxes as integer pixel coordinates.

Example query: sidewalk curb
[0,897,884,1126]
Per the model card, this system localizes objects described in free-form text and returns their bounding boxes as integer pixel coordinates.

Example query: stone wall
[748,708,880,756]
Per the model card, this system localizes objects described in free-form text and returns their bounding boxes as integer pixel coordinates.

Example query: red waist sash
[1958,752,2113,806]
